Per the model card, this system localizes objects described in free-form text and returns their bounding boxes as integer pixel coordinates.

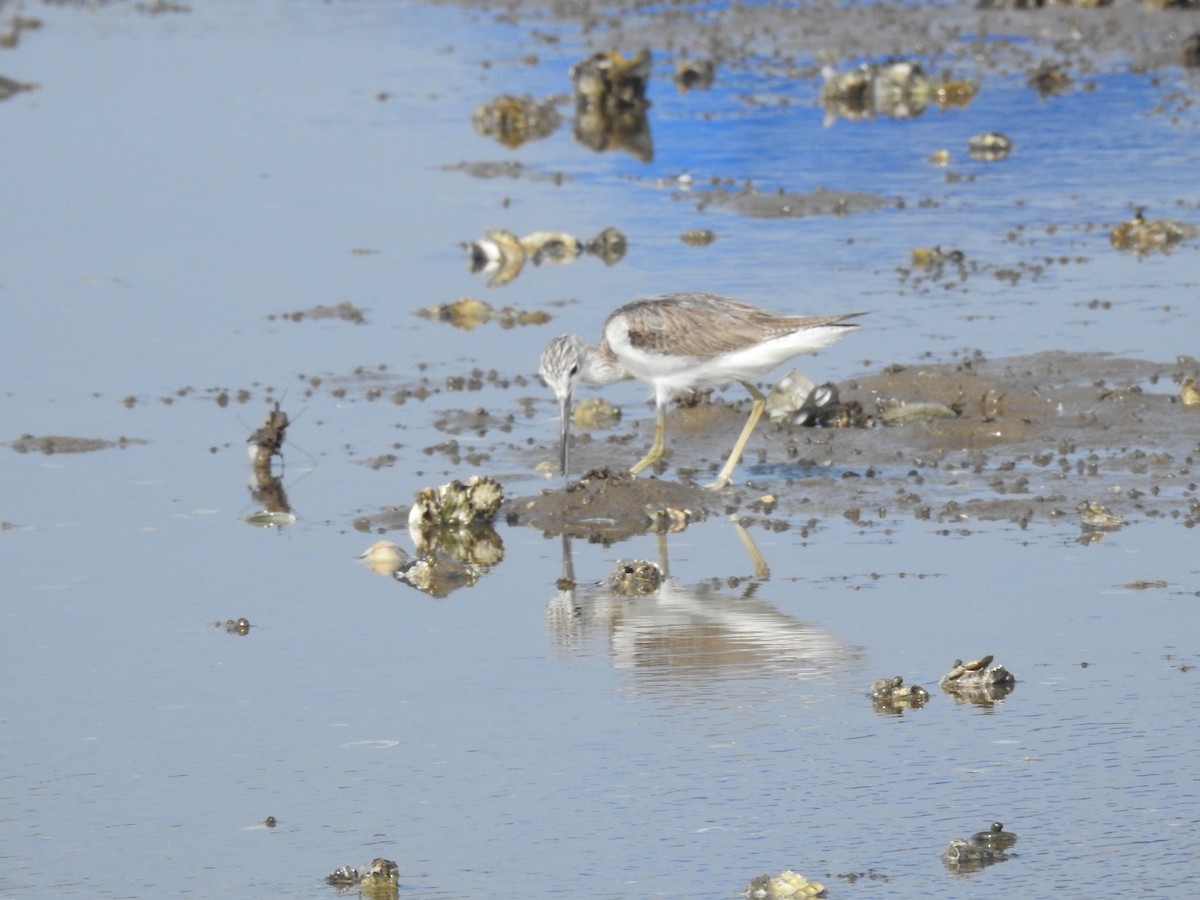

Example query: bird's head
[539,334,588,475]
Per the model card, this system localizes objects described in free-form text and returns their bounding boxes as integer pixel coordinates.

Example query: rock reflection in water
[570,49,653,162]
[819,61,976,125]
[546,526,862,694]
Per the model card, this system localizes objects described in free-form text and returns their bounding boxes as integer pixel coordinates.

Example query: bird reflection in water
[546,519,863,691]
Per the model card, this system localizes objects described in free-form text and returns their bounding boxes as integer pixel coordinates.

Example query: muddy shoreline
[438,0,1200,84]
[505,349,1200,540]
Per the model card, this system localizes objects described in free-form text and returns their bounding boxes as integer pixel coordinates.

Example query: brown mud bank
[507,350,1200,541]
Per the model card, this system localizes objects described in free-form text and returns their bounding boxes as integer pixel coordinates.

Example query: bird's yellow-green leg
[705,380,766,490]
[630,402,668,475]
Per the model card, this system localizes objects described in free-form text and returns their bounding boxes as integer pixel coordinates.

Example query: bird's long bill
[557,393,572,476]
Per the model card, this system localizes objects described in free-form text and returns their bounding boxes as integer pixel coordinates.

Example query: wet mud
[441,0,1200,86]
[6,434,148,454]
[509,350,1199,540]
[334,349,1200,544]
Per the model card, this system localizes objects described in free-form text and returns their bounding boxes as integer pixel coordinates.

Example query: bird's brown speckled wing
[613,292,861,358]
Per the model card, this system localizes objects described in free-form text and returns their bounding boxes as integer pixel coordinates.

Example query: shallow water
[2,1,1199,897]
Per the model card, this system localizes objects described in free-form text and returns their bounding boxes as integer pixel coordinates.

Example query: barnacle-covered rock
[1078,500,1124,530]
[395,550,483,598]
[609,559,663,595]
[571,49,651,112]
[1181,376,1200,407]
[870,675,930,711]
[967,131,1013,161]
[972,822,1017,850]
[408,476,504,530]
[1110,208,1198,255]
[571,49,653,161]
[940,655,1016,703]
[572,396,622,429]
[472,93,562,147]
[942,837,1008,872]
[464,228,526,287]
[744,869,826,898]
[585,226,628,265]
[820,61,973,124]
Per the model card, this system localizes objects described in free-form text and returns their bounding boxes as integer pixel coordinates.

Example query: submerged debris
[680,228,716,246]
[972,822,1018,850]
[417,295,550,329]
[472,93,563,147]
[941,824,1017,874]
[271,300,365,324]
[463,226,627,286]
[218,617,251,636]
[1110,208,1199,255]
[820,61,975,124]
[870,675,931,712]
[358,540,408,576]
[585,225,628,265]
[673,58,714,91]
[609,559,663,595]
[743,869,826,898]
[8,434,147,454]
[571,396,622,429]
[911,245,966,276]
[326,865,360,887]
[1078,500,1125,530]
[1181,376,1200,407]
[571,49,653,162]
[326,858,399,897]
[644,504,692,533]
[419,295,494,329]
[395,548,486,597]
[524,230,583,265]
[1028,60,1072,96]
[463,228,526,287]
[967,131,1013,161]
[877,398,961,424]
[942,837,1008,873]
[940,654,1016,703]
[572,48,651,111]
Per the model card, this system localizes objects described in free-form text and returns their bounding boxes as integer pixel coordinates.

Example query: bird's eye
[569,363,579,376]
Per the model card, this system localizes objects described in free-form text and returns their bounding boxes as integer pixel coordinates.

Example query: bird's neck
[583,341,629,385]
